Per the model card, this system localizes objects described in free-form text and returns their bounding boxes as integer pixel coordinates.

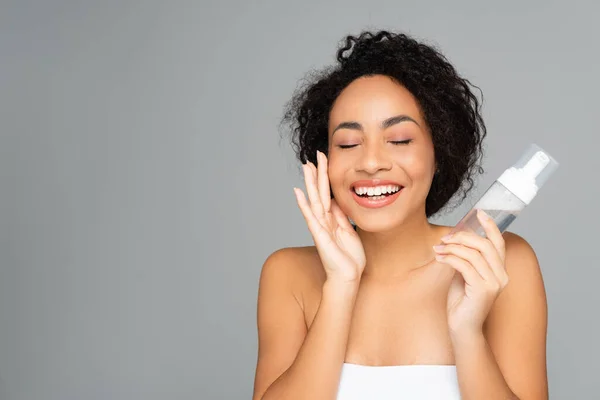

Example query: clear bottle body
[450,181,527,238]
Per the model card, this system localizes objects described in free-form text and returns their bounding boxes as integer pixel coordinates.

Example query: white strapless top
[337,363,461,400]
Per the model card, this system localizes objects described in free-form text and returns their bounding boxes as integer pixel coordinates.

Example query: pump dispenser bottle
[449,143,559,237]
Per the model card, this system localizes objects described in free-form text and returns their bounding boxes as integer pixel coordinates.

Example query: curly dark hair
[280,30,487,217]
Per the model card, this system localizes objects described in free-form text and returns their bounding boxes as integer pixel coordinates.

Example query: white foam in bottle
[449,144,559,237]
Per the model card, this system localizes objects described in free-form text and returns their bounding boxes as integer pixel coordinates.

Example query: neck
[356,212,448,279]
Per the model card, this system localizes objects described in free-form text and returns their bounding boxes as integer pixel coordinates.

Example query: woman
[252,31,547,399]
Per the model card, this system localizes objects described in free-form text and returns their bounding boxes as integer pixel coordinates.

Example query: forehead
[328,75,424,129]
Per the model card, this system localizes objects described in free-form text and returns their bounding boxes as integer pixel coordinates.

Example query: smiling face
[327,75,437,232]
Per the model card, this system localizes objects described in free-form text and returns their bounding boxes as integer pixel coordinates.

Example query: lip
[350,180,404,209]
[351,179,402,188]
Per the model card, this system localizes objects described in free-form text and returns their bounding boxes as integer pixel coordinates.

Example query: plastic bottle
[449,143,559,238]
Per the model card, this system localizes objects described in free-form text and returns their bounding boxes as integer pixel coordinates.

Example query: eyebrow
[331,114,420,136]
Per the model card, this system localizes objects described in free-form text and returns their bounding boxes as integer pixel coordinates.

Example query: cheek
[327,163,345,191]
[398,153,434,176]
[326,156,353,199]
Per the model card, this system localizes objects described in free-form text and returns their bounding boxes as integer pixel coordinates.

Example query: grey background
[2,0,598,399]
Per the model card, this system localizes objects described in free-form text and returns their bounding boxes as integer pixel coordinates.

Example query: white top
[337,363,461,400]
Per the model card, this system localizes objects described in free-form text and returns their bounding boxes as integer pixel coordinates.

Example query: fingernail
[433,245,445,252]
[435,254,446,260]
[441,234,453,242]
[477,209,490,220]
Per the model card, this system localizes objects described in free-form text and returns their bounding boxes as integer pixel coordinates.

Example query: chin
[334,186,428,232]
[353,215,405,233]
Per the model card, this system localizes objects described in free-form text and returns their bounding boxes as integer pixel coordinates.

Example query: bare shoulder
[502,231,542,276]
[502,230,536,252]
[260,246,325,308]
[485,231,548,398]
[494,231,545,304]
[253,246,325,399]
[262,246,324,280]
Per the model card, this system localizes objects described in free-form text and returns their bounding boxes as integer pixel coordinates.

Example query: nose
[356,142,393,175]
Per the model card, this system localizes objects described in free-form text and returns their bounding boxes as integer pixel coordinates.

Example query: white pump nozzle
[522,151,550,180]
[497,146,558,205]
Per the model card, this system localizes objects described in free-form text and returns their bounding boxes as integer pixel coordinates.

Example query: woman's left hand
[433,209,509,339]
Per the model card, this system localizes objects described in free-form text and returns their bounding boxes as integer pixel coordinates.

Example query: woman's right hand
[293,150,366,284]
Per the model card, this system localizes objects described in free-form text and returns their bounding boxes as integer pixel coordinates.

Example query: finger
[436,254,483,286]
[434,244,496,283]
[441,230,506,280]
[331,198,354,232]
[476,209,506,261]
[316,151,331,214]
[294,187,325,237]
[303,163,324,219]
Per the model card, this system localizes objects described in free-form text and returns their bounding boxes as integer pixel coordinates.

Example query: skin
[253,75,548,400]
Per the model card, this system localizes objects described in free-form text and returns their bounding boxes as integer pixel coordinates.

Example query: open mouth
[352,184,403,201]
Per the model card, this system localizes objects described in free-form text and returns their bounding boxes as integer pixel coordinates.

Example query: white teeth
[354,185,401,196]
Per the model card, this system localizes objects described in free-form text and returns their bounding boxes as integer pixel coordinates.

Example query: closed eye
[338,139,412,149]
[390,139,412,145]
